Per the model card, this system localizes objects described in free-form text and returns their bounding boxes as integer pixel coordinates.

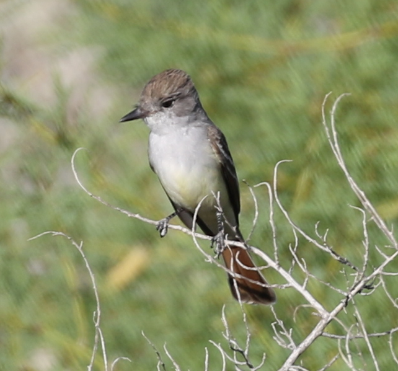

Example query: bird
[120,69,276,305]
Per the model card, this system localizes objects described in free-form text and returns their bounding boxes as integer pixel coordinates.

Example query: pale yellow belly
[160,162,225,211]
[158,163,237,235]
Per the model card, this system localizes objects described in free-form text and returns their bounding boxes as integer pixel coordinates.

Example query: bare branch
[142,332,167,371]
[388,331,398,366]
[271,306,296,350]
[321,94,397,249]
[352,299,380,371]
[253,181,283,265]
[319,354,339,371]
[164,344,181,371]
[323,326,398,340]
[29,231,110,371]
[243,180,260,243]
[110,357,132,371]
[271,159,358,271]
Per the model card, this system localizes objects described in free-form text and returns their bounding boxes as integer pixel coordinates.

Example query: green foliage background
[1,0,398,370]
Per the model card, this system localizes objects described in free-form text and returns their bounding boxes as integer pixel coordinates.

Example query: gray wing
[206,124,241,221]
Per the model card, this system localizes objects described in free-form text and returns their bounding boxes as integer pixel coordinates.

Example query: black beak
[120,107,144,122]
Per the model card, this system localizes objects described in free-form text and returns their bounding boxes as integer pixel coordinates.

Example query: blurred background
[1,0,398,370]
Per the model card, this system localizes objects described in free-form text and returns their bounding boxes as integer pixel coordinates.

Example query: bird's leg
[211,210,226,258]
[156,208,182,238]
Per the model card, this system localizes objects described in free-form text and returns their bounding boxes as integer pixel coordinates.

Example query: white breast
[149,125,225,210]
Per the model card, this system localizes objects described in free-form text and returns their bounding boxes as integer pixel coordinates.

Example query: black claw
[156,219,169,238]
[156,209,181,238]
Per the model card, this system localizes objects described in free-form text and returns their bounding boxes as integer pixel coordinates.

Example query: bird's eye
[161,99,175,108]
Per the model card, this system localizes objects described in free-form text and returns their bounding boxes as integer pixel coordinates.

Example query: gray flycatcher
[120,69,276,305]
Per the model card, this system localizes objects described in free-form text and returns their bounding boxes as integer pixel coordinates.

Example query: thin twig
[142,332,167,371]
[29,231,108,371]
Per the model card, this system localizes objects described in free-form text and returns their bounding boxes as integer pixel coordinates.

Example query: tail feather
[222,245,276,305]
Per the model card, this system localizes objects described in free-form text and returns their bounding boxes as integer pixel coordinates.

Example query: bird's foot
[156,209,181,238]
[210,209,227,257]
[156,218,170,238]
[211,231,226,258]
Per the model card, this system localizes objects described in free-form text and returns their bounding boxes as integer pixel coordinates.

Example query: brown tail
[222,245,276,305]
